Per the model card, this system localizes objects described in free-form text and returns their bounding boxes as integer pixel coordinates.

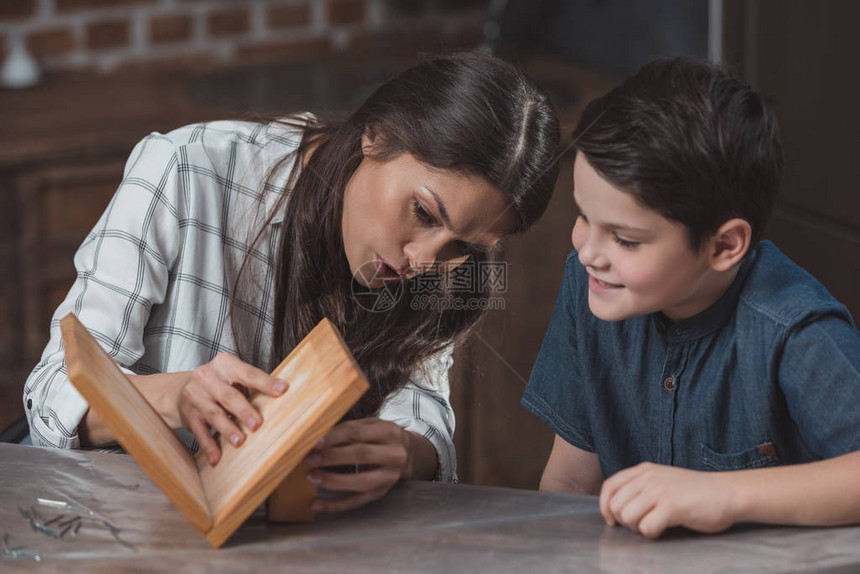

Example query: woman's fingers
[320,418,405,448]
[301,418,413,512]
[311,487,389,513]
[308,467,399,493]
[178,352,291,466]
[305,441,407,469]
[209,352,288,398]
[206,375,263,433]
[186,412,220,465]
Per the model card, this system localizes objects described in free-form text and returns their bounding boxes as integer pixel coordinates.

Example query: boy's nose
[577,240,597,267]
[573,224,606,269]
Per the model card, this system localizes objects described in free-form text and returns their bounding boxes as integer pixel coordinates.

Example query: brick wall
[0,0,484,74]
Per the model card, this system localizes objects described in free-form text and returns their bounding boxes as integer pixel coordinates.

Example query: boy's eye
[613,234,640,249]
[412,201,435,225]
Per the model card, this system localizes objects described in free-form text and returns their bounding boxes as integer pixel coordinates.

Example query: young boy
[523,58,860,539]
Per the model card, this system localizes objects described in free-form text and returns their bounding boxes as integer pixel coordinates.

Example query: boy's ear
[708,218,751,272]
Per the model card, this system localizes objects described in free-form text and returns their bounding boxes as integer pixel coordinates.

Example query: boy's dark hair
[572,57,783,251]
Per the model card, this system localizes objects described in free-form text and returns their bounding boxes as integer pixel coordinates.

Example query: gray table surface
[1,442,859,573]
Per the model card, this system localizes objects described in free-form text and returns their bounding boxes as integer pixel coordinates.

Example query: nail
[304,454,322,465]
[246,416,258,430]
[230,434,241,446]
[307,474,322,485]
[273,381,287,394]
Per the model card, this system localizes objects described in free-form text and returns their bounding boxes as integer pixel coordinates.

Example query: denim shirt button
[663,376,676,391]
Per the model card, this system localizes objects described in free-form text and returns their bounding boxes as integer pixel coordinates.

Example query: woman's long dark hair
[242,52,559,418]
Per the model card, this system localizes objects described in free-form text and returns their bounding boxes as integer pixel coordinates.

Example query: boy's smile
[571,155,733,322]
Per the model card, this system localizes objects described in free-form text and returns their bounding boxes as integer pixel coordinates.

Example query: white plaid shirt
[23,119,457,482]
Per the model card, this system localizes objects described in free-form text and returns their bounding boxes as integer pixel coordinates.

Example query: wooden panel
[765,209,860,319]
[0,176,22,431]
[198,318,369,547]
[17,161,123,365]
[267,463,316,523]
[61,313,213,534]
[752,1,860,229]
[63,314,369,548]
[42,177,119,242]
[722,0,860,322]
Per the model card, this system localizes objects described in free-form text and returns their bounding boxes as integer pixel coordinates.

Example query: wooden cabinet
[0,159,126,432]
[17,161,125,365]
[0,67,211,435]
[0,186,24,428]
[722,0,860,313]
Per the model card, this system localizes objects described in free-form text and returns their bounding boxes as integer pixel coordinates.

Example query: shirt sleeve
[521,252,593,452]
[23,133,182,449]
[778,310,860,458]
[377,345,457,483]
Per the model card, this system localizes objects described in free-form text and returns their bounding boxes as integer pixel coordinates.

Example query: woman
[24,51,560,512]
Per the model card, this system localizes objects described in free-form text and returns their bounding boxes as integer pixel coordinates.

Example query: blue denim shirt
[522,241,860,479]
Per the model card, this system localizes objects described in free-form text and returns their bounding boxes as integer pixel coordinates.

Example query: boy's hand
[599,462,738,539]
[302,418,438,513]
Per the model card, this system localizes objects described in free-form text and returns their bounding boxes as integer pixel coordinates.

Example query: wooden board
[198,319,369,546]
[62,313,369,548]
[268,464,317,523]
[61,314,213,533]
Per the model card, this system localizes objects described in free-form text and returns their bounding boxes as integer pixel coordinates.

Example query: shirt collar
[656,243,761,342]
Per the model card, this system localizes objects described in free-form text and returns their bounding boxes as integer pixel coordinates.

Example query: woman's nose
[404,243,434,275]
[404,237,449,275]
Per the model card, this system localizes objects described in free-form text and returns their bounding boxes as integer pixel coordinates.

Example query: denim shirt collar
[654,245,759,343]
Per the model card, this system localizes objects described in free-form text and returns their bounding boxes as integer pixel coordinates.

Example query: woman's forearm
[78,371,191,446]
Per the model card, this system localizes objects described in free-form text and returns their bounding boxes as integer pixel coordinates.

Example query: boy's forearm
[728,451,860,526]
[540,471,601,495]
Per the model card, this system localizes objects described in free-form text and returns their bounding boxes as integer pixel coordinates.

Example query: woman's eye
[412,201,435,225]
[454,241,473,256]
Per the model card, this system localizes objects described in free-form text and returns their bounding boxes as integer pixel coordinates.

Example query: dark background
[1,0,857,489]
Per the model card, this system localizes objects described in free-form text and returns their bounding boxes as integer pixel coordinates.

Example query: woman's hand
[177,353,288,466]
[302,418,439,512]
[599,462,738,539]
